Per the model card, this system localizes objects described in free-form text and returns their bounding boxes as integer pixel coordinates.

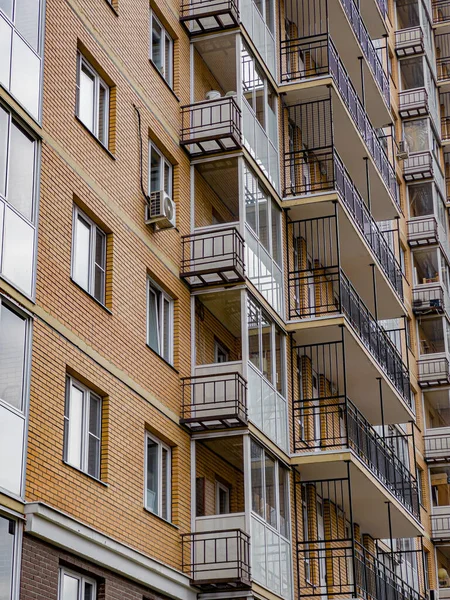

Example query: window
[149,11,173,88]
[214,339,229,363]
[148,142,172,197]
[145,432,171,520]
[76,53,109,146]
[72,206,106,304]
[64,376,102,479]
[59,568,96,600]
[147,278,174,364]
[0,105,37,296]
[216,481,230,514]
[0,515,18,599]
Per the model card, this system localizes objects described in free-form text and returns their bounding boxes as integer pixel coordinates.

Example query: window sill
[146,343,179,374]
[143,507,179,529]
[70,278,113,315]
[75,116,116,160]
[104,0,119,16]
[62,461,109,487]
[149,61,180,102]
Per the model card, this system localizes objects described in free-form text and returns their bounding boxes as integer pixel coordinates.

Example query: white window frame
[148,141,173,198]
[144,431,172,521]
[147,278,174,364]
[59,567,97,600]
[71,206,107,305]
[214,339,229,363]
[149,11,173,88]
[64,376,102,480]
[215,480,231,514]
[76,53,109,146]
[0,513,22,600]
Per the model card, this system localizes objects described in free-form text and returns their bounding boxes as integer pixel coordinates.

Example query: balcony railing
[180,371,247,430]
[280,34,398,204]
[182,529,251,588]
[288,267,412,406]
[418,353,450,387]
[407,217,439,246]
[395,27,424,57]
[424,430,450,461]
[180,97,242,157]
[438,56,450,83]
[296,539,425,600]
[293,397,420,517]
[180,0,239,34]
[432,507,450,540]
[398,89,428,118]
[443,117,450,143]
[403,151,433,181]
[284,147,403,301]
[434,1,450,25]
[413,282,449,316]
[180,226,245,287]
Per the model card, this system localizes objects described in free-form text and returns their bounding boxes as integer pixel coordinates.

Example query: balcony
[180,371,247,431]
[413,282,449,316]
[180,226,245,287]
[293,397,420,519]
[180,0,239,34]
[434,1,450,26]
[182,514,251,589]
[395,27,425,57]
[425,430,450,462]
[404,151,434,181]
[418,354,450,387]
[398,89,429,118]
[180,96,242,157]
[408,217,439,247]
[433,507,450,541]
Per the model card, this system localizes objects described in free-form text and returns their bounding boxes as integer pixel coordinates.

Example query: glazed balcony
[180,0,239,34]
[403,152,445,193]
[432,507,450,540]
[408,217,439,247]
[280,35,398,207]
[180,225,245,287]
[434,1,450,26]
[425,430,450,462]
[182,514,251,589]
[398,89,429,119]
[180,371,247,431]
[293,397,420,519]
[180,96,242,157]
[395,27,425,57]
[437,34,450,85]
[418,354,450,387]
[413,282,450,317]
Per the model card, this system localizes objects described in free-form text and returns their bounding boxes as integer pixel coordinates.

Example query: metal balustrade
[288,266,411,406]
[424,431,450,461]
[418,354,450,387]
[280,34,398,204]
[403,151,434,181]
[407,217,439,246]
[398,89,429,118]
[293,397,420,517]
[182,529,251,588]
[180,226,245,287]
[395,27,425,57]
[180,372,248,430]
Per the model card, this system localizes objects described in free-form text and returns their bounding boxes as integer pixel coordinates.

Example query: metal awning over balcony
[180,0,239,34]
[425,429,450,462]
[180,97,242,157]
[403,151,434,181]
[408,217,439,247]
[395,27,424,57]
[181,225,245,287]
[418,353,450,387]
[399,88,429,118]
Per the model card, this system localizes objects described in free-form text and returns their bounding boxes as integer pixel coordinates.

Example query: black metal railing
[297,539,425,600]
[434,0,450,24]
[293,397,419,517]
[180,226,245,286]
[280,34,397,203]
[182,529,251,586]
[289,267,411,405]
[180,372,248,430]
[424,432,450,458]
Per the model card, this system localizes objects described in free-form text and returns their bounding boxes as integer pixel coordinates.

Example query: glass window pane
[271,204,281,266]
[164,161,171,196]
[146,438,159,513]
[151,17,162,70]
[0,516,14,600]
[248,298,261,371]
[67,385,84,469]
[404,119,429,153]
[8,121,35,221]
[161,447,169,519]
[251,516,266,585]
[265,453,277,527]
[3,207,34,295]
[147,288,160,353]
[251,440,264,517]
[88,393,101,477]
[163,297,171,361]
[94,229,106,303]
[87,434,100,478]
[93,266,105,304]
[98,83,108,145]
[0,106,8,198]
[11,32,40,118]
[62,574,80,600]
[164,35,171,84]
[0,0,13,18]
[73,214,91,291]
[258,187,269,252]
[245,168,258,233]
[0,304,26,410]
[279,465,288,537]
[79,63,95,133]
[150,146,161,193]
[88,394,101,437]
[0,17,12,90]
[15,0,40,51]
[275,327,284,395]
[262,316,272,383]
[84,581,94,600]
[0,403,24,495]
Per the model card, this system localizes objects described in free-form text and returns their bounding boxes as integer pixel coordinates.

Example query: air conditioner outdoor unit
[397,140,409,160]
[145,190,176,229]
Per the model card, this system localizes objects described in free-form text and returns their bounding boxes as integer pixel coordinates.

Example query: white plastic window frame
[0,513,22,600]
[148,141,173,198]
[149,11,174,89]
[58,567,97,600]
[147,277,174,365]
[144,431,172,521]
[215,480,231,514]
[76,53,110,147]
